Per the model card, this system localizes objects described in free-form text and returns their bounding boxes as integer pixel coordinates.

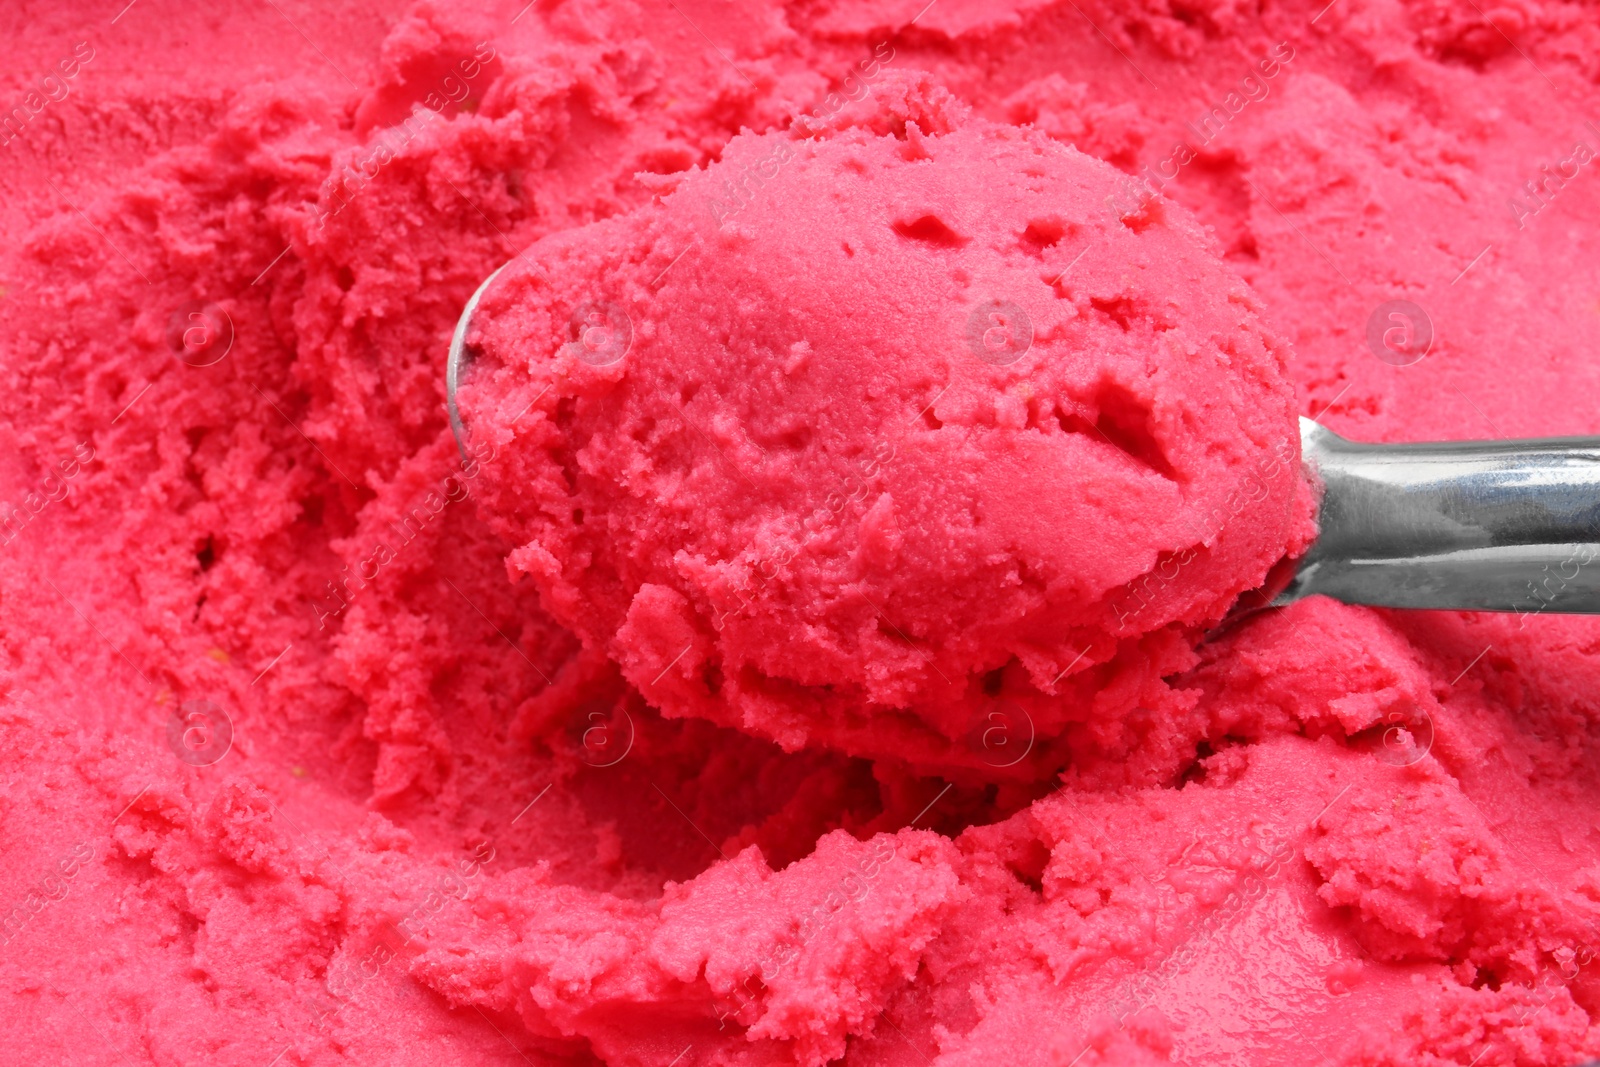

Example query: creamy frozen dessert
[456,76,1317,774]
[3,1,1600,1065]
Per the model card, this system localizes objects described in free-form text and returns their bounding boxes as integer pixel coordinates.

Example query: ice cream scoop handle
[1279,418,1600,615]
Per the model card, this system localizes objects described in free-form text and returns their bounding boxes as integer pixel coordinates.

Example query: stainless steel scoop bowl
[446,262,509,458]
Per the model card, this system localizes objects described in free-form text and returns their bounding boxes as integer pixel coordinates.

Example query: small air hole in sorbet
[1117,196,1164,233]
[1089,295,1138,331]
[1022,218,1066,251]
[778,426,811,450]
[893,214,965,247]
[1006,838,1050,893]
[1054,406,1096,438]
[553,397,580,493]
[1177,739,1214,787]
[1094,382,1175,479]
[875,616,918,644]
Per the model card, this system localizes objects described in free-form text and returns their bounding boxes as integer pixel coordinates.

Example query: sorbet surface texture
[459,91,1314,771]
[2,1,1600,1066]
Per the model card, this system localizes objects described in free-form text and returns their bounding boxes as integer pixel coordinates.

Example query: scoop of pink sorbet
[458,75,1316,775]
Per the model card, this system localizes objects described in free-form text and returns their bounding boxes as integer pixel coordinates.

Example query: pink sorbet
[0,0,1598,1065]
[457,71,1317,775]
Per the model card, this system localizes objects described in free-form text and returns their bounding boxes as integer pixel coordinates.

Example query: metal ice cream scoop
[1278,417,1600,616]
[448,274,1600,618]
[447,262,509,456]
